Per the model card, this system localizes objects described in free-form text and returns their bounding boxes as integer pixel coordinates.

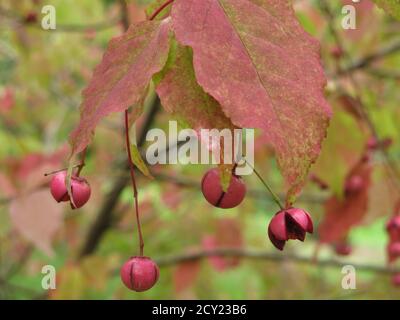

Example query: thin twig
[0,6,121,33]
[155,248,400,274]
[154,247,400,274]
[125,110,144,256]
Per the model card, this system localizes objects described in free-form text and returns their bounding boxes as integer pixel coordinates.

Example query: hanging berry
[201,168,246,209]
[268,208,314,251]
[120,256,159,292]
[50,171,91,209]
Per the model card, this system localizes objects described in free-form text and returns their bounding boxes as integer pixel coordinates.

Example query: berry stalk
[125,110,144,256]
[245,160,284,210]
[148,0,174,21]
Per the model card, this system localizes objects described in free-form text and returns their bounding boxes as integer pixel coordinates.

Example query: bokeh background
[0,0,400,299]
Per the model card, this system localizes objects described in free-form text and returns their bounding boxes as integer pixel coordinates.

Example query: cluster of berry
[201,168,313,251]
[49,166,314,292]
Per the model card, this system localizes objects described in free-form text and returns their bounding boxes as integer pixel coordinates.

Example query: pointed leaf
[171,0,331,202]
[130,143,154,179]
[69,19,172,156]
[155,42,236,188]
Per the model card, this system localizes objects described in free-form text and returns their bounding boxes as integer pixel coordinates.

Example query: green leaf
[69,19,172,157]
[130,143,154,179]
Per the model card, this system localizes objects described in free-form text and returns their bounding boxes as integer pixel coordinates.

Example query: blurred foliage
[0,0,400,300]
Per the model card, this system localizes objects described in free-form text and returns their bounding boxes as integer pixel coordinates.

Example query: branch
[154,247,400,274]
[0,6,121,32]
[337,40,400,76]
[154,172,327,204]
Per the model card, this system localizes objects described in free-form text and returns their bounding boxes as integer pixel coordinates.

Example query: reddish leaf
[202,218,243,271]
[9,190,64,256]
[69,19,172,156]
[173,260,201,293]
[161,183,182,210]
[155,43,237,182]
[171,0,331,202]
[156,43,234,132]
[16,149,68,192]
[318,159,372,243]
[202,236,227,271]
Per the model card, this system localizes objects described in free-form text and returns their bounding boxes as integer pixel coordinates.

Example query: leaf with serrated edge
[171,0,331,203]
[155,42,236,189]
[69,19,172,157]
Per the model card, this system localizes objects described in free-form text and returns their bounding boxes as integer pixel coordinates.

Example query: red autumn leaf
[173,260,201,293]
[9,190,64,256]
[16,148,68,192]
[318,158,373,243]
[156,43,235,133]
[69,19,172,156]
[202,218,243,271]
[155,43,237,183]
[161,183,182,210]
[171,0,331,202]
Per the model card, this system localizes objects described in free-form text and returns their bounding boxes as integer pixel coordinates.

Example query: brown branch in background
[0,5,121,32]
[337,40,400,76]
[154,247,400,274]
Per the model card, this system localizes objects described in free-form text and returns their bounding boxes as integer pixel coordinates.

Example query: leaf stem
[245,160,284,210]
[149,0,174,21]
[76,147,87,177]
[125,110,144,256]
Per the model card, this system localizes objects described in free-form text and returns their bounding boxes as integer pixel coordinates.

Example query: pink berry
[268,207,313,251]
[330,45,343,59]
[201,168,246,209]
[388,242,400,263]
[50,171,70,202]
[50,171,91,209]
[386,216,400,242]
[120,256,159,292]
[334,242,352,256]
[392,273,400,287]
[344,175,364,194]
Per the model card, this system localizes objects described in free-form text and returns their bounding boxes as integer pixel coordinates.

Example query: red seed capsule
[334,242,352,256]
[344,175,364,195]
[392,273,400,287]
[50,171,91,209]
[120,256,159,292]
[50,171,70,203]
[268,207,313,251]
[387,242,400,263]
[201,168,246,209]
